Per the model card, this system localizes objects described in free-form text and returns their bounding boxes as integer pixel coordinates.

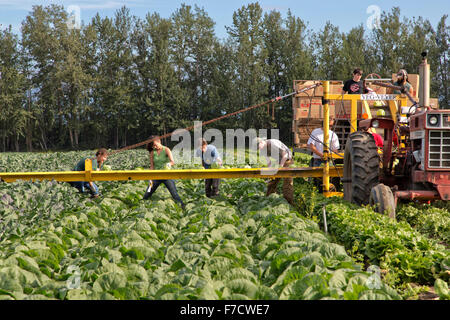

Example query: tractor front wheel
[369,183,396,219]
[343,131,380,205]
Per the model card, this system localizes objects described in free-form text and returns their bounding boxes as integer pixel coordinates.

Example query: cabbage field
[0,150,449,300]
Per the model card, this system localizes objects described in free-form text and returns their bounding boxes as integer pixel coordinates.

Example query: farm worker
[342,68,370,94]
[366,128,384,148]
[195,138,222,198]
[307,119,340,192]
[391,69,413,96]
[255,137,294,205]
[143,135,185,209]
[70,148,108,198]
[307,118,340,167]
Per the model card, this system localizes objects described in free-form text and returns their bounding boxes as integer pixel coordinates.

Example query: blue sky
[0,0,448,38]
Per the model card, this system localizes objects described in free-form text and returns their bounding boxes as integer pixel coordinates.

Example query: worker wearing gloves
[195,138,223,198]
[307,118,340,167]
[70,148,108,198]
[255,137,294,205]
[143,135,185,209]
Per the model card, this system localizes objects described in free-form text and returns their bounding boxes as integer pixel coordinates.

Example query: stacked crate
[292,80,343,149]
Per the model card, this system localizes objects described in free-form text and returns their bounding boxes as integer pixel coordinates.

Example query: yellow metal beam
[323,80,330,193]
[362,101,372,119]
[323,191,343,198]
[0,167,343,183]
[388,100,398,124]
[326,94,407,102]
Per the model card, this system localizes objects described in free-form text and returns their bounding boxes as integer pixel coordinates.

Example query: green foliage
[2,5,448,152]
[295,179,449,293]
[0,150,401,300]
[397,203,450,244]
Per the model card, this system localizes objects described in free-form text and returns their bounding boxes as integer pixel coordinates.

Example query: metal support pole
[322,205,328,234]
[322,80,330,193]
[351,97,357,133]
[419,55,430,108]
[85,158,92,182]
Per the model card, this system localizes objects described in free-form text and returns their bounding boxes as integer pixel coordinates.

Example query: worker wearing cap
[255,137,294,205]
[70,148,108,198]
[392,69,413,96]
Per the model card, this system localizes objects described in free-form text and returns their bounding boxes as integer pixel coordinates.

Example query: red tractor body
[409,110,450,201]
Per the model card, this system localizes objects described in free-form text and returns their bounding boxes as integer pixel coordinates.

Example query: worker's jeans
[266,160,294,205]
[205,178,220,198]
[70,181,99,196]
[309,158,340,192]
[309,158,324,192]
[143,179,184,207]
[310,158,324,167]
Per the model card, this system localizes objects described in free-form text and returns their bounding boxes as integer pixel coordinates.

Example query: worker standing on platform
[70,148,108,198]
[143,136,185,209]
[307,119,340,167]
[391,69,413,96]
[307,119,340,191]
[255,137,294,205]
[195,138,222,198]
[342,68,370,94]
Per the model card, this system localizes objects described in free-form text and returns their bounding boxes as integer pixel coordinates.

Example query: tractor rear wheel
[369,183,396,219]
[343,131,380,205]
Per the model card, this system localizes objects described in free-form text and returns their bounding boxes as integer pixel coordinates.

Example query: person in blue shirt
[70,148,108,198]
[195,138,222,198]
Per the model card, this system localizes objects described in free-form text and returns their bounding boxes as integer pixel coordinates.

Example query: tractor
[342,52,449,218]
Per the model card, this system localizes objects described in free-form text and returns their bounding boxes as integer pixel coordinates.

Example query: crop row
[294,180,450,299]
[0,174,401,300]
[396,203,450,245]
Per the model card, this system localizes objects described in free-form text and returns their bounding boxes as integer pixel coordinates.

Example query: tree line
[0,3,448,152]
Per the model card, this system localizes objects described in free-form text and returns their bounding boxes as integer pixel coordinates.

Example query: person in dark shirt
[70,148,108,198]
[195,138,222,198]
[342,68,370,94]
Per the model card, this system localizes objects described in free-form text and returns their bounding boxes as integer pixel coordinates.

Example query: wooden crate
[293,119,323,146]
[429,98,439,109]
[294,80,323,97]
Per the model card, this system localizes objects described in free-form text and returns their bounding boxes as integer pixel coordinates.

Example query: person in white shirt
[307,119,340,167]
[307,119,340,191]
[256,138,294,205]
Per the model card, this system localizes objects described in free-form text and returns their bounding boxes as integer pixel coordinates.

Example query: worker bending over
[255,137,294,205]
